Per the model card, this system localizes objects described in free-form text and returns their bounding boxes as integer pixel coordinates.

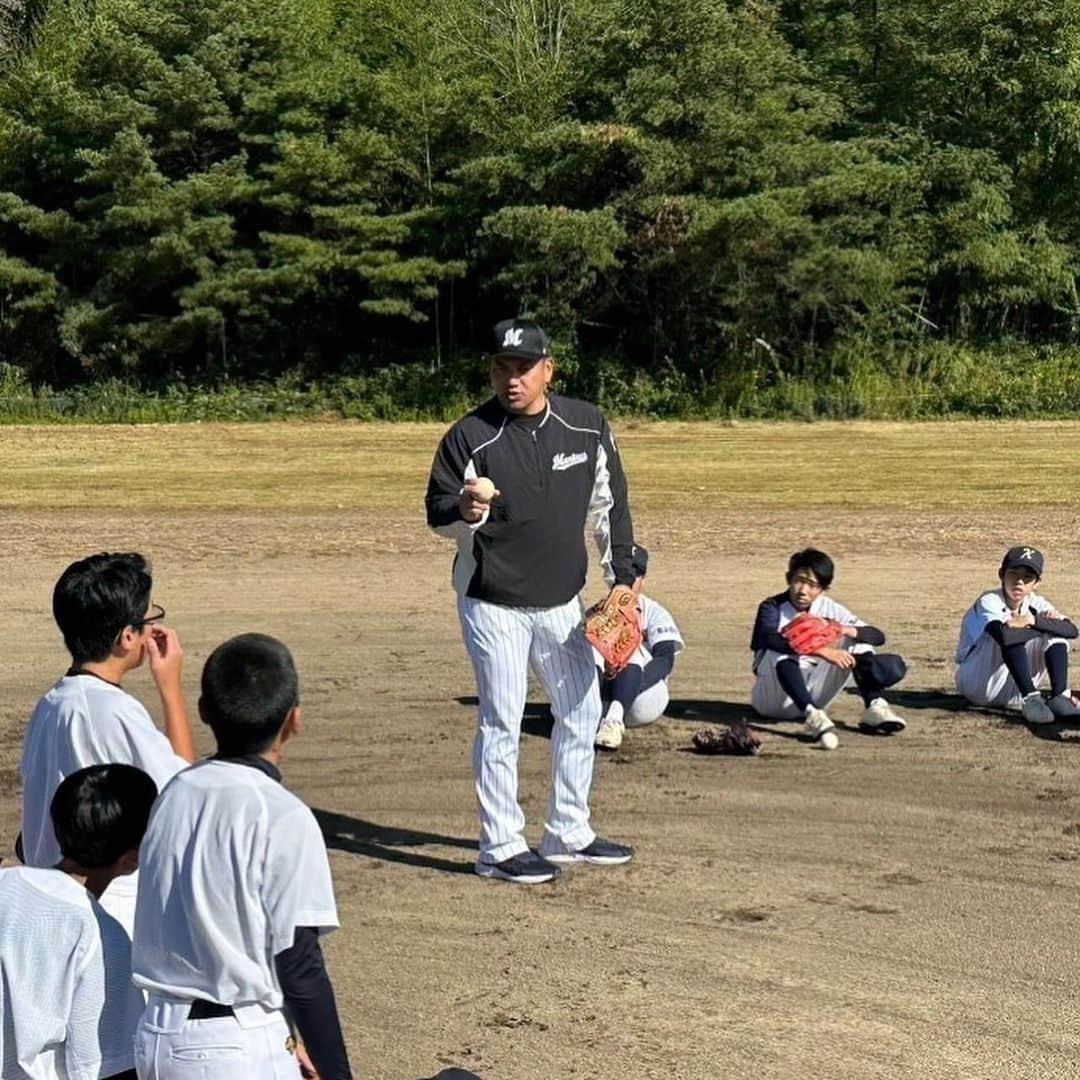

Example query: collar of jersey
[211,753,282,783]
[496,397,550,427]
[66,667,122,688]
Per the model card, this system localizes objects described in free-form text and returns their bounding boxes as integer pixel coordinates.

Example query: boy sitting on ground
[750,547,908,750]
[955,545,1079,724]
[595,545,684,751]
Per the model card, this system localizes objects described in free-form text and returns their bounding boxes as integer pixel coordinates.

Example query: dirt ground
[2,422,1080,1079]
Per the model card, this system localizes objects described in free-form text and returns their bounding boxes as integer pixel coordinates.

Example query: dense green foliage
[2,0,1080,416]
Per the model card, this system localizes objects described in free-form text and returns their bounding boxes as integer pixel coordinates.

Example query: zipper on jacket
[531,428,549,490]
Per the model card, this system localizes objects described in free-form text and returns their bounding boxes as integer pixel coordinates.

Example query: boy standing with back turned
[20,553,195,934]
[0,763,157,1080]
[132,633,352,1079]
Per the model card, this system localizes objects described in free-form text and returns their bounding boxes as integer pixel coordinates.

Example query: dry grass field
[2,420,1080,1080]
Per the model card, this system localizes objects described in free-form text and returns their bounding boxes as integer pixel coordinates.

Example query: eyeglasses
[131,603,166,630]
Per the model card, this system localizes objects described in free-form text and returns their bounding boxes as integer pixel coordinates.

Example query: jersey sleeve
[64,924,106,1080]
[1029,593,1054,615]
[750,596,782,653]
[262,806,340,956]
[818,597,864,627]
[425,423,489,540]
[588,416,634,588]
[114,698,188,791]
[642,598,684,652]
[90,907,143,1078]
[955,591,1008,663]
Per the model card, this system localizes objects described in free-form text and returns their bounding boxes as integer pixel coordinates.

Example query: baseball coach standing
[426,318,637,885]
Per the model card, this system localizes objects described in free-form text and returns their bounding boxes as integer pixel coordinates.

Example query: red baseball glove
[780,612,845,655]
[584,585,643,675]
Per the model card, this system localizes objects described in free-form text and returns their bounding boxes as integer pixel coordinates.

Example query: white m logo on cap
[502,328,524,348]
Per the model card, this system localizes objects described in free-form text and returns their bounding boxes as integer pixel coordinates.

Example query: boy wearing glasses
[750,548,908,750]
[19,553,195,933]
[955,545,1080,724]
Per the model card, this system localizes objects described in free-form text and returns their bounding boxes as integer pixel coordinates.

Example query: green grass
[3,419,1079,512]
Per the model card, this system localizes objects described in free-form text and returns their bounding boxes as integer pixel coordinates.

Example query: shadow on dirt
[844,687,969,711]
[314,808,476,875]
[454,695,555,738]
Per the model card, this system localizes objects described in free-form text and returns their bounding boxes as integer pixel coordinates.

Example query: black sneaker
[543,837,633,866]
[474,851,560,884]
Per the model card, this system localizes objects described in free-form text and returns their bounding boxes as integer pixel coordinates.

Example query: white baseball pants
[624,678,670,728]
[955,634,1068,708]
[458,595,600,863]
[751,645,871,720]
[135,996,298,1079]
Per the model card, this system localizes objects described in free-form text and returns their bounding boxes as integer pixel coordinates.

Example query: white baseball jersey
[0,866,144,1080]
[132,759,339,1008]
[20,675,188,870]
[20,675,188,934]
[956,588,1056,663]
[636,594,684,659]
[752,594,863,673]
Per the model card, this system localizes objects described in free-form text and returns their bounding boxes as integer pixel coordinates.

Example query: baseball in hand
[472,477,498,503]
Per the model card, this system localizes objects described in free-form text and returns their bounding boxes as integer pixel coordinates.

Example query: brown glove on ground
[692,721,762,756]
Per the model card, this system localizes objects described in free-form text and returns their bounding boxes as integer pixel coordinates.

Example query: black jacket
[425,394,634,607]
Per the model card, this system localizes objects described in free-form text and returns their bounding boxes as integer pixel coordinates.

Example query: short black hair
[786,548,835,589]
[51,764,158,869]
[53,553,153,664]
[200,633,299,755]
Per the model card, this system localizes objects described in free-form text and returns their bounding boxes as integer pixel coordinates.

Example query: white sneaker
[595,714,625,750]
[1021,692,1055,725]
[803,706,839,750]
[860,697,907,735]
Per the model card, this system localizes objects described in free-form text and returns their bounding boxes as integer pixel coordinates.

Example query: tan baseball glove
[584,585,643,675]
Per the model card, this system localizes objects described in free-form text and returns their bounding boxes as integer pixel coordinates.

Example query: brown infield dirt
[2,420,1080,1079]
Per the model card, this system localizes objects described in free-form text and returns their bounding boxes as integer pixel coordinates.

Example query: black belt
[188,999,234,1020]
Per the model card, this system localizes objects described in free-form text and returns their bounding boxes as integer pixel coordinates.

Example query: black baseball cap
[631,544,649,578]
[491,318,550,363]
[1001,545,1044,577]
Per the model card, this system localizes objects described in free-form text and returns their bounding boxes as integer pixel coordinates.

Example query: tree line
[1,0,1079,413]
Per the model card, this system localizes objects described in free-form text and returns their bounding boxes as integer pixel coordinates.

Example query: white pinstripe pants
[458,595,600,863]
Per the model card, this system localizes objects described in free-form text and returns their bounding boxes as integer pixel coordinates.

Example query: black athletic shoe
[543,837,633,866]
[474,850,560,884]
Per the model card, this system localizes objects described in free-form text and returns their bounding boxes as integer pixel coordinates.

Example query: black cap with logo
[1000,545,1044,578]
[631,544,649,578]
[491,318,550,363]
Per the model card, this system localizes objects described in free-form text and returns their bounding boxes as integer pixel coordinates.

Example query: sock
[776,658,814,713]
[1000,640,1037,696]
[609,664,643,713]
[1046,643,1069,697]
